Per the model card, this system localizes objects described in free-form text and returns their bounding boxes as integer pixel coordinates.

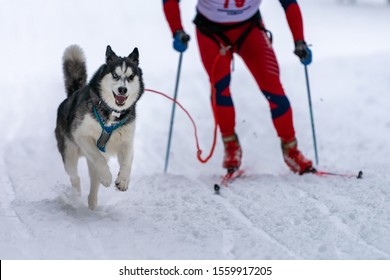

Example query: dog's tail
[62,45,87,97]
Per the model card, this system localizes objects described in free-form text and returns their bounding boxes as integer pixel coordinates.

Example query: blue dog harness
[93,106,129,152]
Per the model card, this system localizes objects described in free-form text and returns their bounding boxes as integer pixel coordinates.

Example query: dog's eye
[127,74,135,82]
[112,72,119,80]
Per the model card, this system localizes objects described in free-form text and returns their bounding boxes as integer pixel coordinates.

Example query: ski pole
[304,65,319,166]
[164,52,183,173]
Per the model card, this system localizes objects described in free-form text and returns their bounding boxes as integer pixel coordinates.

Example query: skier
[163,0,314,174]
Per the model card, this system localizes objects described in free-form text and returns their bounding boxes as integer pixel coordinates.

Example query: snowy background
[0,0,390,259]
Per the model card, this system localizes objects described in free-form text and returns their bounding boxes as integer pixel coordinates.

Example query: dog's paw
[98,166,112,187]
[115,175,130,192]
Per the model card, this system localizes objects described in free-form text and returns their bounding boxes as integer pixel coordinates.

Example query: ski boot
[281,138,314,174]
[222,133,242,172]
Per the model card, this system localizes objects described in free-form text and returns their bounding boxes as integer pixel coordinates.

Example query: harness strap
[194,11,270,54]
[194,18,230,54]
[93,106,129,152]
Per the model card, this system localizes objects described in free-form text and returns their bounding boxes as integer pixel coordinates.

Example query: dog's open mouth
[113,93,128,106]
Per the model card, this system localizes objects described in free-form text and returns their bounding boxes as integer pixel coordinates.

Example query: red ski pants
[196,22,296,142]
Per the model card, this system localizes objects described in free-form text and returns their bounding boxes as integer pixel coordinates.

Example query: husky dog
[55,45,144,210]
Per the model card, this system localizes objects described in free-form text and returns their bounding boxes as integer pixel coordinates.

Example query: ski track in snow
[201,171,390,259]
[1,175,37,258]
[202,177,300,259]
[0,101,39,258]
[217,193,300,259]
[292,184,390,259]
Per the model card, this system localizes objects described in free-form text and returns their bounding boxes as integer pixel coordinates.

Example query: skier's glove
[173,30,190,53]
[294,40,312,65]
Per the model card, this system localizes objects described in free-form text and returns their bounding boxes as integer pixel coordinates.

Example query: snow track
[212,184,300,259]
[1,174,36,258]
[294,185,390,259]
[1,146,39,258]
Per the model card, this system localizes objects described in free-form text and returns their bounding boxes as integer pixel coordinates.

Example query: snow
[1,0,390,260]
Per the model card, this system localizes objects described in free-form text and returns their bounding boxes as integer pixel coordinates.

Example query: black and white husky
[55,45,144,210]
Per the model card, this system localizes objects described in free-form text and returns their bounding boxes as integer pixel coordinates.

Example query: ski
[214,168,244,194]
[312,169,363,179]
[301,167,363,179]
[213,168,362,194]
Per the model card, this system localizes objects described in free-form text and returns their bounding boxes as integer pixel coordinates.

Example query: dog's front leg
[115,143,133,191]
[62,142,81,195]
[77,137,112,188]
[87,159,100,210]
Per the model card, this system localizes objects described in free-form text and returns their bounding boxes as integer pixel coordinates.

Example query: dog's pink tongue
[115,95,127,105]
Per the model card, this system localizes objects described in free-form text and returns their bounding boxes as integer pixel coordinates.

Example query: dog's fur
[55,45,144,210]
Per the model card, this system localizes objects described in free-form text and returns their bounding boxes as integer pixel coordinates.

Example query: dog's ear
[106,45,118,64]
[128,47,139,65]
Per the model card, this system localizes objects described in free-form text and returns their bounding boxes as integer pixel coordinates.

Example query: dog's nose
[118,87,127,95]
